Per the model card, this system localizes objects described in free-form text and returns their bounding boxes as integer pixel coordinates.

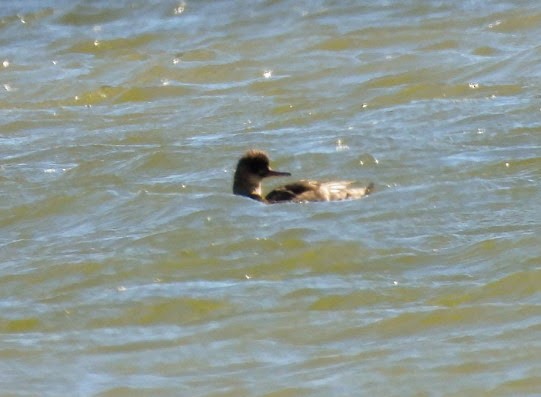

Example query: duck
[232,149,374,203]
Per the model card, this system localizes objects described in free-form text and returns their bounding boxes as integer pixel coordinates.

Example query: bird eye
[251,160,268,175]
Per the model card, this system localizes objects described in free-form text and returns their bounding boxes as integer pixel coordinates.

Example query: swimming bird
[232,149,374,203]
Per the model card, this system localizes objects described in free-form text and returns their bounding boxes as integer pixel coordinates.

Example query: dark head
[235,150,290,179]
[233,150,291,200]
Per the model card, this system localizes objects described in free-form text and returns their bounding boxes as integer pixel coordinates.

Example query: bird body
[265,180,373,203]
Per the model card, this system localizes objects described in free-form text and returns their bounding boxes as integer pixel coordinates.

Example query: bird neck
[233,173,264,201]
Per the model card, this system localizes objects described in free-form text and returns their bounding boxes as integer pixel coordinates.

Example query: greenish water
[1,1,541,396]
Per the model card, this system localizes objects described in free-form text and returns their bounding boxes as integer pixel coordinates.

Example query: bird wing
[265,180,314,203]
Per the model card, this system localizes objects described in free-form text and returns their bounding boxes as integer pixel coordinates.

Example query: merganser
[232,149,374,203]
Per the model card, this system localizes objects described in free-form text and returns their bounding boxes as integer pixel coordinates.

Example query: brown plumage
[232,149,374,203]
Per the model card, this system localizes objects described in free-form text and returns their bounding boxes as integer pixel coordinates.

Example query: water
[1,1,541,395]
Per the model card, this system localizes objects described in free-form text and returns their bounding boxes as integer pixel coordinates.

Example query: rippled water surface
[2,1,541,396]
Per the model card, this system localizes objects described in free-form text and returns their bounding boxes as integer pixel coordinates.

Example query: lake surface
[1,1,541,396]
